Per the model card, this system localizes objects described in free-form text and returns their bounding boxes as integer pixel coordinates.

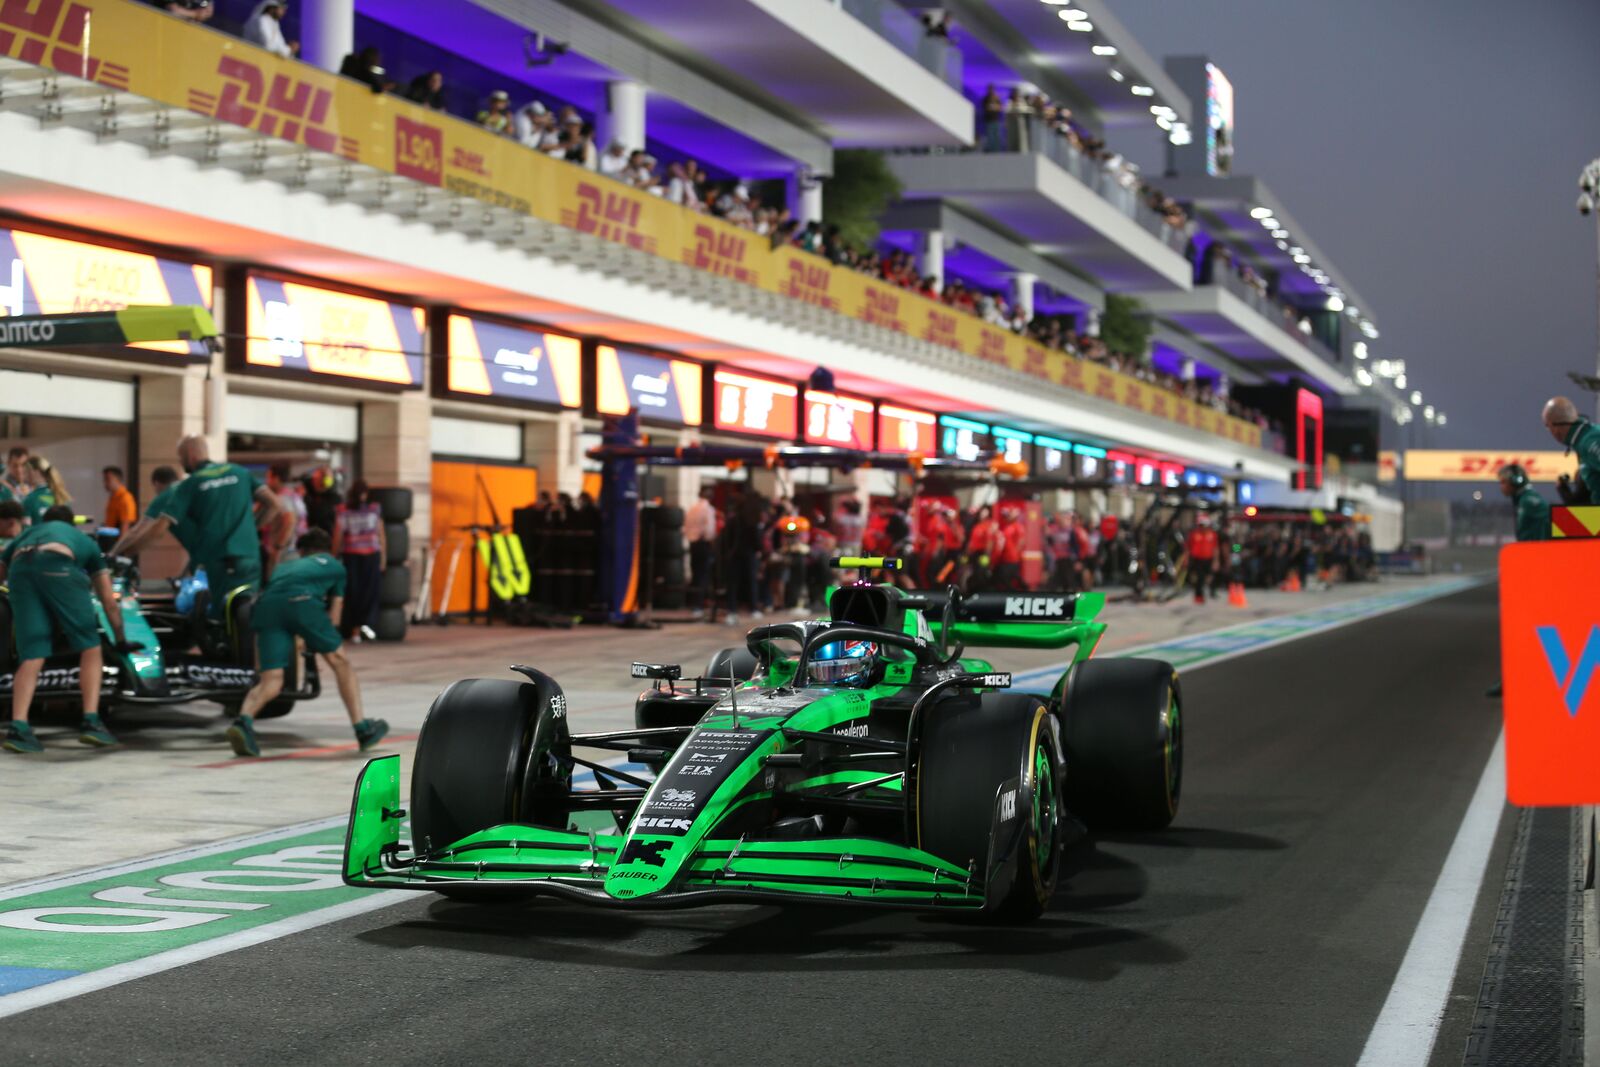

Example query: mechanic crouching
[2,505,132,753]
[226,529,389,758]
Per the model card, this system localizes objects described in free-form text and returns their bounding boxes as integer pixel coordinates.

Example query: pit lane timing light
[0,306,220,350]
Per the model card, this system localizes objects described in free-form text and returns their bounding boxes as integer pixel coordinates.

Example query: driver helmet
[808,638,879,688]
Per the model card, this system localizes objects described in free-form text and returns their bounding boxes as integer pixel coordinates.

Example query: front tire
[1058,658,1181,831]
[916,692,1064,921]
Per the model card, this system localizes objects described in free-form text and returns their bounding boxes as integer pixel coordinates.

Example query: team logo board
[1499,540,1600,805]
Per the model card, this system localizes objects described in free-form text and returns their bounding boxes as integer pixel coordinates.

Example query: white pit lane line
[1357,731,1507,1066]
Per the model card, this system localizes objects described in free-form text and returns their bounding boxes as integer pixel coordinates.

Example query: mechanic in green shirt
[0,446,28,507]
[225,528,389,758]
[0,500,21,553]
[0,505,130,753]
[117,436,290,618]
[1543,395,1600,502]
[19,455,72,525]
[1499,464,1551,543]
[110,465,182,560]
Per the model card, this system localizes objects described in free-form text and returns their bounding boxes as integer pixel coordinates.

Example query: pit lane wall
[1,0,1263,452]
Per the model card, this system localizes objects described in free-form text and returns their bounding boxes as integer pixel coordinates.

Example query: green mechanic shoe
[4,721,43,754]
[78,715,119,747]
[354,718,390,751]
[226,715,261,758]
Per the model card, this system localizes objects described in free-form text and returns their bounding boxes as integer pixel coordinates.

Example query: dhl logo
[0,0,128,88]
[686,225,756,285]
[923,310,960,350]
[780,259,837,311]
[1122,381,1145,410]
[862,288,903,332]
[1149,392,1171,419]
[1092,369,1118,403]
[193,55,358,159]
[564,183,656,254]
[1018,340,1047,378]
[1173,398,1192,425]
[393,115,442,185]
[1056,356,1085,392]
[1445,455,1561,477]
[450,146,489,178]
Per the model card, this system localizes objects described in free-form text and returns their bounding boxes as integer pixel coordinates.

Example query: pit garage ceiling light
[1438,414,1447,426]
[1092,45,1118,56]
[1275,240,1289,250]
[1424,405,1435,420]
[1249,207,1273,219]
[1410,390,1422,405]
[1395,373,1407,388]
[1066,19,1093,30]
[1156,117,1172,130]
[1356,367,1373,386]
[1131,84,1155,96]
[1108,68,1125,81]
[1168,123,1192,146]
[1326,295,1345,312]
[1270,228,1288,239]
[1352,341,1368,359]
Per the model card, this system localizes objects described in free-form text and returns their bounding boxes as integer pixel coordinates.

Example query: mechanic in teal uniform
[111,466,183,561]
[1543,395,1600,501]
[1486,463,1552,699]
[0,500,21,552]
[19,455,72,525]
[226,528,389,758]
[0,505,130,753]
[117,436,289,616]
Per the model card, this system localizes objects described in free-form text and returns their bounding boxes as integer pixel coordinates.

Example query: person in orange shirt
[102,466,138,534]
[1184,513,1220,604]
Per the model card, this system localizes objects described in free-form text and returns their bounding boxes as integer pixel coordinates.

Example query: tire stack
[371,487,412,642]
[646,505,687,610]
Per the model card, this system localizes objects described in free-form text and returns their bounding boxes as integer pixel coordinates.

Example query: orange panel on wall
[429,461,537,616]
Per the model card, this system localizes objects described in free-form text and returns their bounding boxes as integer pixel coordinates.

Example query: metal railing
[1212,269,1341,364]
[838,0,963,88]
[972,115,1187,253]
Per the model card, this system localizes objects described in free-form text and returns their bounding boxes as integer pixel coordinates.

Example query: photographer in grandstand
[1,505,132,753]
[225,528,389,758]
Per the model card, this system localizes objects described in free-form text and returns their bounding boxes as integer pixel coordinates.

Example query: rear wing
[911,590,1106,654]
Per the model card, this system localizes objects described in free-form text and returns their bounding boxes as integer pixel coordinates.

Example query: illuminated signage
[1206,62,1234,177]
[596,345,702,426]
[940,416,991,462]
[1160,462,1183,489]
[878,404,936,455]
[244,275,423,387]
[445,314,580,408]
[1403,450,1578,483]
[803,389,874,447]
[1295,388,1324,490]
[1238,481,1255,503]
[713,370,799,439]
[0,224,213,358]
[1107,450,1134,485]
[1378,451,1400,483]
[1137,461,1158,487]
[992,425,1033,467]
[1036,435,1073,476]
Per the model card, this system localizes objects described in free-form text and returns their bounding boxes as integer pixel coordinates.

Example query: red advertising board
[803,390,874,448]
[877,404,937,455]
[712,369,799,439]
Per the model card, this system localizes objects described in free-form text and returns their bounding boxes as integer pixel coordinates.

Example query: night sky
[1110,0,1600,452]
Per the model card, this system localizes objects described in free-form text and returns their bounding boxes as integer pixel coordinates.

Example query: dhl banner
[1403,450,1578,482]
[244,275,424,387]
[0,223,212,358]
[444,314,581,408]
[5,0,1259,449]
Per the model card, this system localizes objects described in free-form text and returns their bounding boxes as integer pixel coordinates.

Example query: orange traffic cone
[1228,581,1248,608]
[1285,571,1302,593]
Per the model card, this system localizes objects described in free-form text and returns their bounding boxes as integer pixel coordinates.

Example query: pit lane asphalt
[8,583,1508,1066]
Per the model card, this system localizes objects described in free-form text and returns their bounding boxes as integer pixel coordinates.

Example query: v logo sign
[1536,625,1600,717]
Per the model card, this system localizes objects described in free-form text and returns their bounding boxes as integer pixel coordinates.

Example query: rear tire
[916,692,1063,921]
[371,487,414,524]
[1058,658,1181,831]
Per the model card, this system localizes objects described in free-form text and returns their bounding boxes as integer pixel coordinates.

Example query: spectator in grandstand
[102,466,137,535]
[339,47,394,94]
[980,85,1005,151]
[511,100,547,146]
[332,481,385,643]
[150,0,213,22]
[477,90,514,136]
[226,528,389,759]
[1543,395,1600,503]
[598,140,629,178]
[242,1,296,58]
[1,501,131,753]
[405,71,447,111]
[0,446,28,505]
[627,151,660,193]
[20,455,71,525]
[564,118,598,170]
[686,486,718,617]
[922,9,952,37]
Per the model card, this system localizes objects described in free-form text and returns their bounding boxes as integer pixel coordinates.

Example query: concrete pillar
[362,393,433,560]
[136,370,208,580]
[523,411,584,500]
[787,169,823,226]
[914,230,944,292]
[300,0,355,74]
[597,80,647,154]
[1008,271,1036,322]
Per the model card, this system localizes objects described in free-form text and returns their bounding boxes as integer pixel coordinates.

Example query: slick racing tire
[379,565,412,608]
[385,524,410,568]
[371,487,414,524]
[916,692,1064,922]
[411,675,572,859]
[373,606,408,642]
[704,645,760,683]
[1058,658,1181,832]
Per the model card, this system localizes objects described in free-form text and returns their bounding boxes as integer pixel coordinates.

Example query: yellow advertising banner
[1403,450,1578,482]
[2,0,1263,450]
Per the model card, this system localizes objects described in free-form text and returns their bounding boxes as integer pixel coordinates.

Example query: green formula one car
[344,559,1182,921]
